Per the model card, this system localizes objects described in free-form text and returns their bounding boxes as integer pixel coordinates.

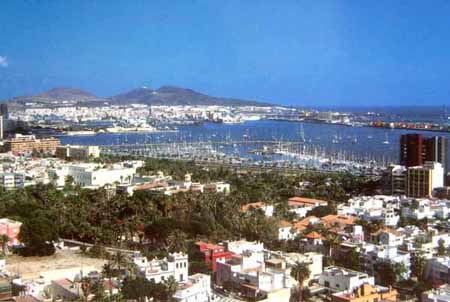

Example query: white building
[56,145,101,160]
[318,266,374,293]
[49,161,143,188]
[337,195,401,227]
[424,257,450,285]
[288,197,327,218]
[277,221,294,241]
[224,240,264,255]
[360,244,411,278]
[0,172,24,189]
[401,199,435,220]
[172,273,212,302]
[370,228,404,247]
[422,284,450,302]
[240,202,274,217]
[215,242,319,302]
[132,252,189,283]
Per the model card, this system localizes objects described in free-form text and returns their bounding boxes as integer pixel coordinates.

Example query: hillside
[8,86,273,108]
[109,86,271,106]
[9,87,105,108]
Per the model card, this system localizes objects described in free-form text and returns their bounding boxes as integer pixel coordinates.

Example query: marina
[58,119,450,175]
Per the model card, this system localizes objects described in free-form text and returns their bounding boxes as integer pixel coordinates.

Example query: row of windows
[176,261,187,269]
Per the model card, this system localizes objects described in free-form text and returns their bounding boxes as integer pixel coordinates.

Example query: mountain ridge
[8,86,273,107]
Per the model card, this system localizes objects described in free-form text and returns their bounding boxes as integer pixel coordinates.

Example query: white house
[401,199,435,220]
[172,273,212,302]
[318,266,374,293]
[132,252,189,284]
[422,284,450,302]
[360,244,411,278]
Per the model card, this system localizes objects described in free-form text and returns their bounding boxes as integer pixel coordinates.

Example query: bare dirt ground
[5,249,107,280]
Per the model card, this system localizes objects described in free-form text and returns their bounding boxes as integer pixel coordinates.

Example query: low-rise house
[50,279,81,301]
[401,199,435,220]
[0,278,12,301]
[338,196,400,227]
[172,273,212,302]
[195,241,234,272]
[422,284,450,302]
[0,218,22,246]
[215,242,320,302]
[132,252,189,283]
[424,257,450,285]
[332,284,397,302]
[319,266,374,293]
[0,172,24,190]
[360,244,411,278]
[277,220,294,241]
[321,215,356,229]
[240,202,274,217]
[288,197,327,218]
[148,174,230,196]
[370,228,404,247]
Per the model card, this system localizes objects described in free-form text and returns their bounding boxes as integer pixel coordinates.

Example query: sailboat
[299,124,306,143]
[382,133,390,144]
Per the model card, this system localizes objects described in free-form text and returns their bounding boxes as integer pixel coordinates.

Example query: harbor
[58,119,443,176]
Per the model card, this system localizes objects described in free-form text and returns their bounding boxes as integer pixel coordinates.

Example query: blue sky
[1,0,450,106]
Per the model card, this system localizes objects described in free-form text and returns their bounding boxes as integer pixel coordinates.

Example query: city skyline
[1,1,450,106]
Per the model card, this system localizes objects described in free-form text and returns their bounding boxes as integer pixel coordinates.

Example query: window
[180,274,184,281]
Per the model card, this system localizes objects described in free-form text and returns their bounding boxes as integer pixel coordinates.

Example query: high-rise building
[400,134,423,167]
[407,161,444,198]
[0,104,8,119]
[0,116,3,140]
[400,134,447,171]
[424,136,447,169]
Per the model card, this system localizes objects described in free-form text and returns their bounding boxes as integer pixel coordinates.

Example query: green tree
[0,234,9,256]
[18,215,58,256]
[290,261,310,302]
[438,239,447,256]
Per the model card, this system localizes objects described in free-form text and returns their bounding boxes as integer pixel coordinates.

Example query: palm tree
[80,277,92,302]
[166,230,187,253]
[0,234,10,256]
[102,262,114,301]
[111,251,129,276]
[163,276,179,301]
[290,261,310,302]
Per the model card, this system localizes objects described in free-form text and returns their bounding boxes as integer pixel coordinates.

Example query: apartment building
[55,145,100,160]
[2,134,60,154]
[407,162,444,198]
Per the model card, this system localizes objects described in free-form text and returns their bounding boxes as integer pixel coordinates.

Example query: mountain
[9,87,105,107]
[7,86,273,108]
[109,86,272,106]
[37,88,98,100]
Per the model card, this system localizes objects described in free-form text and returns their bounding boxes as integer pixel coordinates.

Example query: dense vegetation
[0,158,379,258]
